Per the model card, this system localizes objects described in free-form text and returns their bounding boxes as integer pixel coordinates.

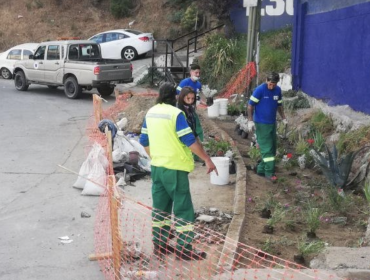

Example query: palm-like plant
[310,144,369,190]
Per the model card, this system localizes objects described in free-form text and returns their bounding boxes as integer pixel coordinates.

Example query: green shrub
[168,10,184,23]
[283,92,310,112]
[309,110,334,134]
[337,125,370,154]
[200,34,246,91]
[110,0,134,18]
[181,3,199,31]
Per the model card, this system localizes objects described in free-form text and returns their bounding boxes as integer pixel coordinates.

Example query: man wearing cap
[176,64,204,142]
[247,72,287,181]
[139,82,217,261]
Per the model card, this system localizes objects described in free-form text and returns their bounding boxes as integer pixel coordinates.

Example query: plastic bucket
[217,98,228,115]
[210,157,229,185]
[207,102,219,118]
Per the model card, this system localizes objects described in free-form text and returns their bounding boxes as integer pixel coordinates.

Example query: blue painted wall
[230,0,294,33]
[292,0,370,114]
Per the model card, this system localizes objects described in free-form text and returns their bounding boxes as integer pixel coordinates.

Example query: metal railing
[150,24,224,85]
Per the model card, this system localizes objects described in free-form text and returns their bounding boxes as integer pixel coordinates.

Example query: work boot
[153,244,175,257]
[176,249,207,261]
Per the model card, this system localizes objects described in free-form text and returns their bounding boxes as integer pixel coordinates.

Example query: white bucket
[207,102,219,118]
[217,98,228,115]
[210,157,229,185]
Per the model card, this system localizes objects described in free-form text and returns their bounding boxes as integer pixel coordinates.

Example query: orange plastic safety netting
[86,92,346,280]
[218,62,257,99]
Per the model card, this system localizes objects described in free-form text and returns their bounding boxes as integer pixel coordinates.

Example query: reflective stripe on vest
[145,104,194,172]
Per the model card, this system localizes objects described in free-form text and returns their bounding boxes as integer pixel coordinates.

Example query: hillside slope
[0,0,175,51]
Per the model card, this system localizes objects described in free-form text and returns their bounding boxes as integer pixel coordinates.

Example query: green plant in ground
[266,205,286,227]
[283,92,310,112]
[297,238,326,257]
[312,131,325,152]
[305,205,321,235]
[181,3,200,31]
[295,137,309,155]
[310,144,369,190]
[287,128,299,145]
[282,89,297,98]
[168,9,185,23]
[337,125,370,154]
[110,0,134,18]
[324,187,354,214]
[262,237,276,254]
[309,110,334,134]
[200,33,246,91]
[248,146,261,166]
[227,103,239,116]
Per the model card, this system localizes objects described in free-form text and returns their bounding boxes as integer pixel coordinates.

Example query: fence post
[93,94,102,125]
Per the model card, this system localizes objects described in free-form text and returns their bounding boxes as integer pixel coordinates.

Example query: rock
[196,215,216,223]
[81,211,91,218]
[209,207,218,213]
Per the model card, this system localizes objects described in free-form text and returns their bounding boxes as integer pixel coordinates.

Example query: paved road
[0,56,150,280]
[0,77,122,279]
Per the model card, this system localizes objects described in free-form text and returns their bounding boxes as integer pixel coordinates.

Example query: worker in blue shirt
[176,64,204,143]
[247,72,287,181]
[140,82,217,261]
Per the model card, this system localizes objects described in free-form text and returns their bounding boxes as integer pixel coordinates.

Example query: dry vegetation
[0,0,175,51]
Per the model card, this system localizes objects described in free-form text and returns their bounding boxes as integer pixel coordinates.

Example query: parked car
[0,43,39,79]
[13,40,133,99]
[88,29,155,61]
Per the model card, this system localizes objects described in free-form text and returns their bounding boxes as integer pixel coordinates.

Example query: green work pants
[151,166,195,252]
[193,112,204,161]
[256,123,277,177]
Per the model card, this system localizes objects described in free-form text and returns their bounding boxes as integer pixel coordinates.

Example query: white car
[0,43,39,79]
[88,29,155,61]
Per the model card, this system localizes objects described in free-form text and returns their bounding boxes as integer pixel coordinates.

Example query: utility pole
[244,0,262,97]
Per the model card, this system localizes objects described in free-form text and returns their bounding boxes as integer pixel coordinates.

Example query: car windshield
[124,29,143,35]
[68,44,100,60]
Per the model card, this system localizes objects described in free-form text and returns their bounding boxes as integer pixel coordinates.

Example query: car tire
[121,47,137,61]
[64,77,81,99]
[97,86,114,97]
[1,67,12,79]
[47,85,58,89]
[14,71,29,91]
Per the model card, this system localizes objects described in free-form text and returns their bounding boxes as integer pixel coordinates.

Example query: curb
[201,115,247,270]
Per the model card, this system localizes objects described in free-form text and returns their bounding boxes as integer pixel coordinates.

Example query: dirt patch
[211,111,369,266]
[119,94,369,266]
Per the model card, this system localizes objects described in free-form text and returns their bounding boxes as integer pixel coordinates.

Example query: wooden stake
[93,94,102,126]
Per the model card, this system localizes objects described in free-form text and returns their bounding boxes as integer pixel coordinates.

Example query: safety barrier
[85,92,346,280]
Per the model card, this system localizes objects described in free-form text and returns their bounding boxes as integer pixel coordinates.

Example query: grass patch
[337,125,370,154]
[309,110,334,135]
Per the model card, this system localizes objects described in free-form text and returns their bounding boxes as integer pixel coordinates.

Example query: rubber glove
[247,121,255,132]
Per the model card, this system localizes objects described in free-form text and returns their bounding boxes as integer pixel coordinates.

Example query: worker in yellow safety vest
[139,82,218,261]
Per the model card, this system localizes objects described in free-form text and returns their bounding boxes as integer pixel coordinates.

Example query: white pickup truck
[13,40,133,99]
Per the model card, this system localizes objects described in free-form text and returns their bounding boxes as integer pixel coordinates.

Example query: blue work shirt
[248,83,282,124]
[176,78,202,102]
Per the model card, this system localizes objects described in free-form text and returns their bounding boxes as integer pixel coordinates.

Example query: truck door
[27,46,46,81]
[44,45,63,83]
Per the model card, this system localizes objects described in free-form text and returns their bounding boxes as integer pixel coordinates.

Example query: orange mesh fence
[85,92,346,280]
[218,62,257,99]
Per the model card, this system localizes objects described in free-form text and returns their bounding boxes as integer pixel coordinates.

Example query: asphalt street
[0,56,151,280]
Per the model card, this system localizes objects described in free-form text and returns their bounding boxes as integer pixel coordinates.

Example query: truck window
[33,46,46,60]
[47,45,60,60]
[7,49,22,60]
[69,44,100,60]
[69,46,79,60]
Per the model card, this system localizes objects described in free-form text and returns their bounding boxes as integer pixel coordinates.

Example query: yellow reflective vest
[145,103,194,172]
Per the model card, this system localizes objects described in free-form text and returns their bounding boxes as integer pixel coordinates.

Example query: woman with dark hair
[177,86,198,138]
